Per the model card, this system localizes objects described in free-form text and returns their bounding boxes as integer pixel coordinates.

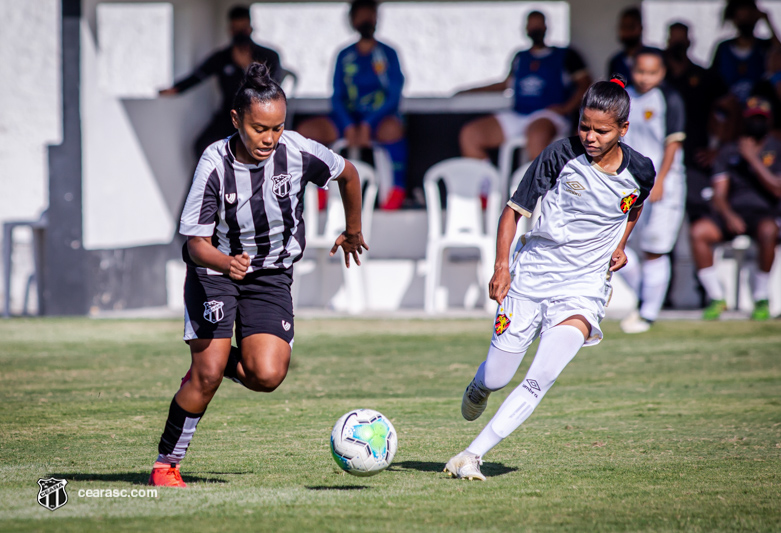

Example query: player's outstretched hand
[609,247,628,272]
[228,252,251,280]
[330,231,369,268]
[489,266,512,304]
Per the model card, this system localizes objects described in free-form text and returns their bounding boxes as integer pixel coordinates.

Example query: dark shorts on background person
[685,166,715,223]
[709,208,779,240]
[183,265,295,345]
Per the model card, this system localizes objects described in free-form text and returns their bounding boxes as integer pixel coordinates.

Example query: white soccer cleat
[620,310,652,334]
[461,379,490,421]
[444,451,486,481]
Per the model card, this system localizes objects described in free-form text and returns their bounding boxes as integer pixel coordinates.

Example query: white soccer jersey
[507,137,656,302]
[180,131,345,273]
[624,84,686,178]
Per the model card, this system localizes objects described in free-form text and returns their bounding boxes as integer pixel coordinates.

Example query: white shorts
[491,294,605,353]
[494,109,570,141]
[633,172,686,255]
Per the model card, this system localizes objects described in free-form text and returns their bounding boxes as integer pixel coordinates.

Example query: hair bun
[609,73,627,89]
[245,62,273,87]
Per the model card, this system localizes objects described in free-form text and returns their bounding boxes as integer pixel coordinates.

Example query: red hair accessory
[610,78,626,89]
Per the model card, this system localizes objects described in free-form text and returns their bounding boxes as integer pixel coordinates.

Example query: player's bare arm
[711,177,747,235]
[186,236,250,280]
[738,137,781,197]
[610,204,644,272]
[649,140,683,203]
[330,160,369,267]
[489,206,522,304]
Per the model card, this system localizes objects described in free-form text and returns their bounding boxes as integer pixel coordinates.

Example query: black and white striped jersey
[180,131,346,273]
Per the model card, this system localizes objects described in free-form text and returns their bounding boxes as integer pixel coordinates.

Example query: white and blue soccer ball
[330,409,397,476]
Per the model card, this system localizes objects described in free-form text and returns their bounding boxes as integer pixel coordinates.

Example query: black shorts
[710,208,778,240]
[183,266,294,344]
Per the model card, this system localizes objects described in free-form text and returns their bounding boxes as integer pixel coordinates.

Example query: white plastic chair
[423,158,502,313]
[498,136,527,203]
[331,139,394,205]
[298,160,378,313]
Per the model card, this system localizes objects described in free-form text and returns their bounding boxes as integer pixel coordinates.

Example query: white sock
[620,247,641,296]
[639,255,671,322]
[475,346,527,391]
[753,271,771,301]
[697,265,724,301]
[466,325,584,457]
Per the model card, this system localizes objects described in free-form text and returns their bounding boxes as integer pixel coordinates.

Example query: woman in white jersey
[445,75,656,480]
[150,63,367,487]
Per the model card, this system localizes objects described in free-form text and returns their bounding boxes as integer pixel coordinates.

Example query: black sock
[157,397,205,464]
[223,345,242,380]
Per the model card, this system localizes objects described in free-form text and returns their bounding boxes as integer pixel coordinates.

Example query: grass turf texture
[0,318,779,532]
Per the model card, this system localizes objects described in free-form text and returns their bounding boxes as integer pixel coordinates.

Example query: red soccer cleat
[148,463,187,488]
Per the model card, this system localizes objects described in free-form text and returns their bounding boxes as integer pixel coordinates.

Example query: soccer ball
[330,409,397,476]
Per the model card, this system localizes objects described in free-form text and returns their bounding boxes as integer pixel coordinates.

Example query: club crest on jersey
[203,300,224,323]
[762,151,776,167]
[225,193,237,204]
[644,109,654,120]
[37,477,68,511]
[495,314,511,335]
[620,193,638,213]
[272,174,292,197]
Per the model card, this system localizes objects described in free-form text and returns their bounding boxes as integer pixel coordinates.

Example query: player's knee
[459,123,479,150]
[756,219,779,244]
[690,219,717,243]
[375,117,403,143]
[244,367,288,392]
[191,367,223,396]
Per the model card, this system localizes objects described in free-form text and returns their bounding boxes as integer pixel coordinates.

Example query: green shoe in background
[703,299,727,320]
[751,299,771,321]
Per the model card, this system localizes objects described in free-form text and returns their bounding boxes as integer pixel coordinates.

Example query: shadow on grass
[390,461,518,477]
[307,485,369,491]
[50,472,227,485]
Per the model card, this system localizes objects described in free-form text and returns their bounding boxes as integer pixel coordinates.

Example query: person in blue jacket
[298,0,406,209]
[458,10,591,164]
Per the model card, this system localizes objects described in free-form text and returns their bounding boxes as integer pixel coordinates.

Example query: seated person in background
[711,0,780,105]
[297,0,406,210]
[607,6,644,85]
[664,22,728,237]
[618,48,687,334]
[458,10,591,163]
[159,5,282,158]
[690,97,781,321]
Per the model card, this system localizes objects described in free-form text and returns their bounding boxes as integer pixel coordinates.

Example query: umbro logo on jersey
[203,300,225,323]
[225,193,237,204]
[564,181,585,197]
[272,174,292,197]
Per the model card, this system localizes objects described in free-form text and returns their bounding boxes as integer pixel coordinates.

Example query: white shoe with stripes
[461,379,490,421]
[444,451,486,481]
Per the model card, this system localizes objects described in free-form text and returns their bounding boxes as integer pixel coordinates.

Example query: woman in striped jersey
[149,63,368,487]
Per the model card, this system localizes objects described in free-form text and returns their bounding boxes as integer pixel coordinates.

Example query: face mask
[737,22,756,37]
[232,33,252,46]
[744,116,769,140]
[527,29,546,46]
[356,22,375,39]
[668,42,688,61]
[620,36,641,49]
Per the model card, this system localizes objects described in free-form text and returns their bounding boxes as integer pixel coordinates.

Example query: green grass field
[0,317,779,532]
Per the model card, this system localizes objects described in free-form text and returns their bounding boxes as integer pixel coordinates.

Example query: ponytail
[580,73,630,125]
[232,62,286,118]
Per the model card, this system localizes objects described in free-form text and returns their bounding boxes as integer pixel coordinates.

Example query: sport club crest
[495,313,511,335]
[620,193,638,213]
[203,300,224,323]
[271,174,292,197]
[37,477,68,511]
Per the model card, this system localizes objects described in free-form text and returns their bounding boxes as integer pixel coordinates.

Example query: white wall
[0,0,61,313]
[252,1,569,98]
